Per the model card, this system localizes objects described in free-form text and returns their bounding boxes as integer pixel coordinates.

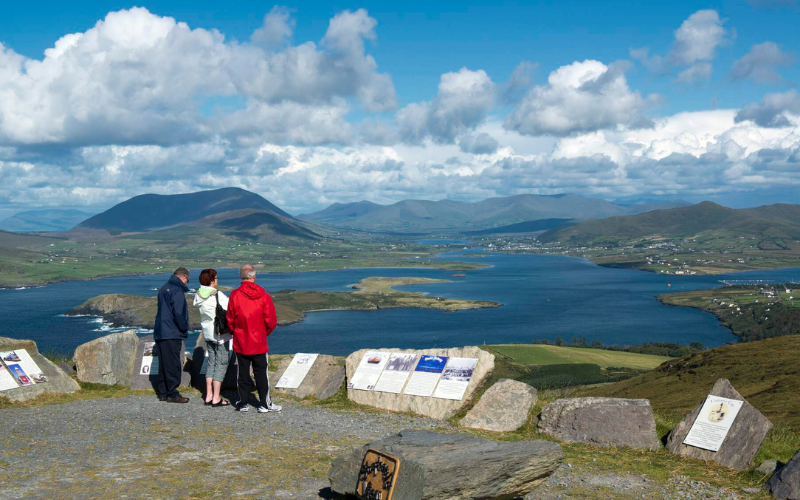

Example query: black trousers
[155,339,183,398]
[236,352,271,407]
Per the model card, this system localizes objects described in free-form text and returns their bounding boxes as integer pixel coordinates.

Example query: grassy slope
[486,344,671,370]
[580,336,800,429]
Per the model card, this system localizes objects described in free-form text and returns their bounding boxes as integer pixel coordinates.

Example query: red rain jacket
[226,281,277,355]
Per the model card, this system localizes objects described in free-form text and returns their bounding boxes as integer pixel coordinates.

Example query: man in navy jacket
[154,267,190,403]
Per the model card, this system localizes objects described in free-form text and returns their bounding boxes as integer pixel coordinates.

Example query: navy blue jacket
[154,275,190,340]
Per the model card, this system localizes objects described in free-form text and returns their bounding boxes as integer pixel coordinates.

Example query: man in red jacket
[226,264,280,413]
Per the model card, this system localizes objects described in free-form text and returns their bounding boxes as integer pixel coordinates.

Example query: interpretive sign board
[683,395,743,452]
[374,353,418,394]
[403,355,448,397]
[348,351,391,391]
[276,353,319,389]
[1,349,46,385]
[0,364,19,391]
[433,357,478,401]
[355,449,401,500]
[139,341,159,375]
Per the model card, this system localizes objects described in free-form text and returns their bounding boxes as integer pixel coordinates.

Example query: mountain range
[300,194,688,233]
[0,209,94,232]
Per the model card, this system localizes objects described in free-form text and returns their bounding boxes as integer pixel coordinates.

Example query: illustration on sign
[356,449,400,500]
[276,353,319,389]
[683,395,744,452]
[0,364,19,391]
[0,349,46,384]
[140,342,159,375]
[403,355,448,397]
[374,353,418,394]
[433,357,478,400]
[348,351,391,391]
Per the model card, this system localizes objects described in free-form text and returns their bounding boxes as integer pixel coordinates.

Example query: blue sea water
[1,249,798,355]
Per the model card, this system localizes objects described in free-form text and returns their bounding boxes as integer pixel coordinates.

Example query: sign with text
[683,395,743,452]
[276,353,319,389]
[348,351,391,391]
[374,353,418,394]
[0,349,46,385]
[403,355,448,397]
[0,364,20,391]
[139,342,159,375]
[433,357,478,401]
[355,449,400,500]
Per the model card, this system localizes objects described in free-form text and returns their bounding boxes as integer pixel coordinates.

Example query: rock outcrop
[328,429,563,500]
[75,330,139,386]
[0,337,80,401]
[272,355,345,400]
[767,450,800,499]
[538,397,660,450]
[345,346,494,419]
[460,378,537,432]
[666,379,772,470]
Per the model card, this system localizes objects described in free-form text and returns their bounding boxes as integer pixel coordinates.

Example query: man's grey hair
[240,265,256,280]
[173,267,189,279]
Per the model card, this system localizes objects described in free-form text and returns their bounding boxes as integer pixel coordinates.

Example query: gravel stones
[272,355,345,400]
[666,378,773,470]
[538,397,660,450]
[0,336,80,401]
[328,429,563,500]
[460,378,537,432]
[767,450,800,499]
[75,330,139,386]
[345,346,495,419]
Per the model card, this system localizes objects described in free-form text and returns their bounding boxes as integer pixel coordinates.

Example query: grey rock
[75,330,139,386]
[460,378,537,432]
[57,362,75,375]
[328,429,563,500]
[345,346,495,419]
[767,450,800,499]
[538,397,660,450]
[272,355,345,400]
[758,459,780,476]
[0,337,80,401]
[666,379,773,470]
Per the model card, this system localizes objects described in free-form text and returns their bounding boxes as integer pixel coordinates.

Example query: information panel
[348,351,391,391]
[374,353,418,394]
[433,357,478,401]
[403,355,448,397]
[0,364,19,391]
[139,342,159,375]
[683,395,743,452]
[276,353,319,389]
[1,349,46,384]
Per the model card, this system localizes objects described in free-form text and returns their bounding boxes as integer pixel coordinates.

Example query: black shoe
[166,396,190,403]
[157,395,167,402]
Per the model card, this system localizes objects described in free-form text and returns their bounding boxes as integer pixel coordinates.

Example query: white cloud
[251,6,295,49]
[504,60,655,137]
[735,90,800,128]
[731,42,795,84]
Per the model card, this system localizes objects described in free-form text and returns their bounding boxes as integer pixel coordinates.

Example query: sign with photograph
[348,351,391,391]
[276,353,319,389]
[683,395,744,452]
[0,364,20,391]
[374,353,418,394]
[433,357,478,400]
[403,355,448,397]
[0,349,46,384]
[139,341,159,375]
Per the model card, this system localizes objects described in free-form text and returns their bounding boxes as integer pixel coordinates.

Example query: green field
[485,344,672,369]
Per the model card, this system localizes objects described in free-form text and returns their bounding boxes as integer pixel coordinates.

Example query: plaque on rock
[682,395,743,452]
[666,378,773,470]
[355,449,401,500]
[130,335,188,391]
[276,353,319,389]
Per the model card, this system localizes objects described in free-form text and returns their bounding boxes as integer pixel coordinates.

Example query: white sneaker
[267,403,282,412]
[235,404,249,412]
[256,405,270,413]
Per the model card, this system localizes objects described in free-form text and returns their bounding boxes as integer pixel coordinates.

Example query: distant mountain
[465,218,577,235]
[0,209,93,232]
[300,194,687,233]
[539,201,800,244]
[77,187,292,233]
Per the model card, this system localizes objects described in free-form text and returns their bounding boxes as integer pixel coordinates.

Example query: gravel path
[0,394,765,499]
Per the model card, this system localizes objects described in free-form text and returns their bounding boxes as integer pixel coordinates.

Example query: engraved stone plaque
[355,449,401,500]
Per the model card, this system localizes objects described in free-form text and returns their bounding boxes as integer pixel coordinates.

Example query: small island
[66,277,501,329]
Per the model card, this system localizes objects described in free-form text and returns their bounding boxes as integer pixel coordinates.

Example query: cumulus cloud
[731,42,794,84]
[458,133,500,154]
[735,90,800,128]
[504,60,655,137]
[251,6,295,49]
[501,61,537,104]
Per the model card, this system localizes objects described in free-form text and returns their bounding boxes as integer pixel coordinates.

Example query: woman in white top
[193,268,230,407]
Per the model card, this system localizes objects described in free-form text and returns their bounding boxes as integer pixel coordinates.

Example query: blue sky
[0,1,799,216]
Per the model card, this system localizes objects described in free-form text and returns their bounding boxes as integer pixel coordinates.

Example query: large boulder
[666,379,772,470]
[538,397,660,450]
[767,450,800,499]
[328,429,563,500]
[345,347,495,419]
[271,355,345,400]
[0,337,80,401]
[460,378,537,432]
[75,330,139,386]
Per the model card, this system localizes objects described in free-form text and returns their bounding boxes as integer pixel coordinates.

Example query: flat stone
[538,397,660,450]
[0,337,80,401]
[758,459,781,476]
[767,450,800,499]
[345,347,495,420]
[460,378,537,432]
[328,429,563,500]
[272,355,345,400]
[75,330,139,386]
[666,379,773,470]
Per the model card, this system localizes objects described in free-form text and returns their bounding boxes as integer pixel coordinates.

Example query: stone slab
[272,355,345,400]
[460,378,537,432]
[329,429,563,500]
[767,449,800,499]
[345,347,495,420]
[75,330,139,386]
[666,379,773,470]
[0,337,80,402]
[538,397,660,450]
[131,335,191,391]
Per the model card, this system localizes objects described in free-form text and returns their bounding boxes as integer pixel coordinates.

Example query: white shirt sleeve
[218,291,230,311]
